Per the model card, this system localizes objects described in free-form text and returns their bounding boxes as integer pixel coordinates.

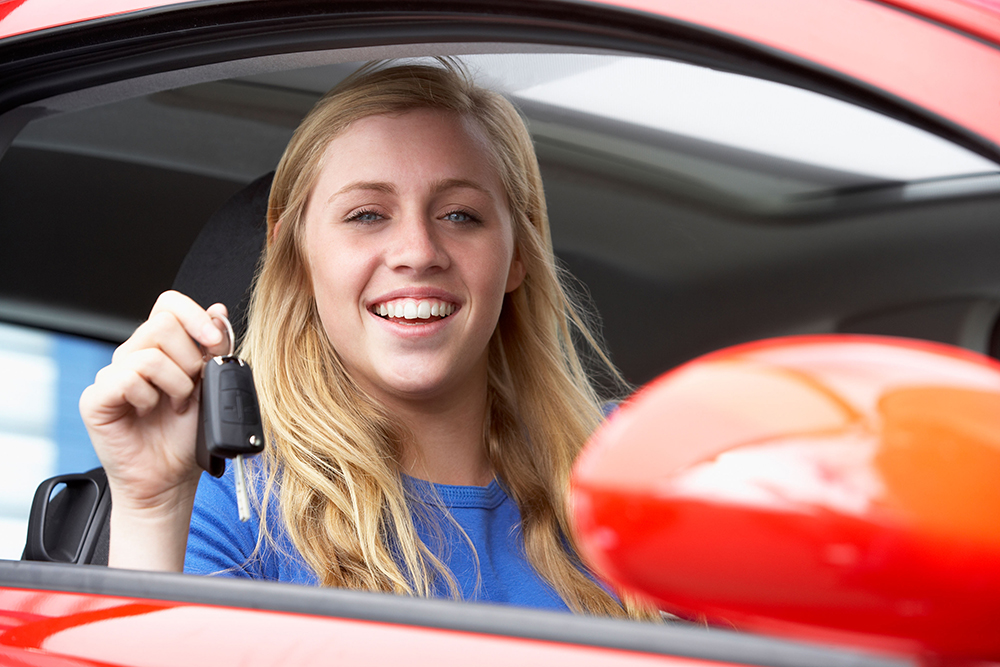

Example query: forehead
[315,108,502,189]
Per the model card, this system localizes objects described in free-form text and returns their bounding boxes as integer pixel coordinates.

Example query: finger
[115,311,206,378]
[83,364,161,423]
[206,302,229,321]
[89,349,198,422]
[149,290,225,350]
[122,348,198,407]
[120,369,166,419]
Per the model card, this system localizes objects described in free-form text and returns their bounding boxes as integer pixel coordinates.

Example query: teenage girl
[81,63,650,618]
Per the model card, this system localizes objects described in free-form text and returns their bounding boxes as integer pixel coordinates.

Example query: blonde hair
[242,62,651,618]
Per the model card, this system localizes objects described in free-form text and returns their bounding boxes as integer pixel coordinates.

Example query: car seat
[21,172,273,565]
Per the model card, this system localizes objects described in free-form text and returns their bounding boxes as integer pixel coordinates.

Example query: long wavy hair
[241,61,650,618]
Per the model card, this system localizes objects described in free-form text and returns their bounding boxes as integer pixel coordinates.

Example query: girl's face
[300,108,524,406]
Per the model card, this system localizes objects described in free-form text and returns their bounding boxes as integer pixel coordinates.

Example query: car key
[195,315,265,522]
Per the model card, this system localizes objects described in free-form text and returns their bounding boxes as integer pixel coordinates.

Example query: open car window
[1,46,999,566]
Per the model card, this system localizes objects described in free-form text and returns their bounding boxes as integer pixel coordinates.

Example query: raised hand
[79,290,231,570]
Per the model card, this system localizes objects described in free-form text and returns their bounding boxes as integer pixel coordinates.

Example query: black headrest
[172,172,273,347]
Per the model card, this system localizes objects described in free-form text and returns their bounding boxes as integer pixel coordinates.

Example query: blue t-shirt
[185,463,570,611]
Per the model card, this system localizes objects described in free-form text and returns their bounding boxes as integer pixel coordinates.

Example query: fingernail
[201,322,223,345]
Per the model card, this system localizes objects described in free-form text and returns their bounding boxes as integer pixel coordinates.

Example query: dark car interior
[0,2,998,664]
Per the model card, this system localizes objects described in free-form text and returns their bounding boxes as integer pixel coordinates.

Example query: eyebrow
[331,181,397,199]
[330,178,495,201]
[431,178,494,199]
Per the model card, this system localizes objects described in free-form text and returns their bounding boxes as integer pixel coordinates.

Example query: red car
[1,0,998,665]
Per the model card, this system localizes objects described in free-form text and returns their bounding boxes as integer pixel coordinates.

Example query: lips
[370,297,457,322]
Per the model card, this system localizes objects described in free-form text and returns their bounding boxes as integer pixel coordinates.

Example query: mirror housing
[572,335,1000,662]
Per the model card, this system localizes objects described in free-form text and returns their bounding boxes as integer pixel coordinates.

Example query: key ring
[209,313,236,358]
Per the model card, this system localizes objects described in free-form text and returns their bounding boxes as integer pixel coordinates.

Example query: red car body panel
[2,0,999,43]
[882,0,1000,43]
[0,0,180,38]
[0,588,738,667]
[0,0,184,39]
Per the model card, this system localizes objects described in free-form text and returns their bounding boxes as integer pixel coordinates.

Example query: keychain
[195,315,265,522]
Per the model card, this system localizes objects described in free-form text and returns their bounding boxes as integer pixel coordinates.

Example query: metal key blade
[234,454,251,522]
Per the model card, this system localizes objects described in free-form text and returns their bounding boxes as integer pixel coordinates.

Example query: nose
[386,210,449,274]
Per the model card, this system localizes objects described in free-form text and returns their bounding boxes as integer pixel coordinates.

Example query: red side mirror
[572,336,1000,663]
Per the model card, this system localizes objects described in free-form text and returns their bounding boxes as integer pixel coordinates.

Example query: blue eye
[443,210,481,225]
[347,209,383,223]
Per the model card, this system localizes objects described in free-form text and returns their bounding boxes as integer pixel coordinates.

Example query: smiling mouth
[371,298,457,324]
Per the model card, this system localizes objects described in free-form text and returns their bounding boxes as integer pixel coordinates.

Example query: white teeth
[375,299,455,321]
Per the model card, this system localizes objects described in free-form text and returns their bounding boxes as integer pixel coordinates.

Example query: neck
[383,380,494,488]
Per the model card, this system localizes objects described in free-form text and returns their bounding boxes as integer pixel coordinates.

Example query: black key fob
[196,355,265,478]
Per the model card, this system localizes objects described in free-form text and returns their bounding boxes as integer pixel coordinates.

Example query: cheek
[310,264,370,369]
[490,234,519,296]
[471,239,519,319]
[306,240,371,335]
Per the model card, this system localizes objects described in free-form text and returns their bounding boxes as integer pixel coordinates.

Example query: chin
[375,371,460,401]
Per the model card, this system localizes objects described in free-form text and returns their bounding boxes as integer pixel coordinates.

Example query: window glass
[0,322,110,559]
